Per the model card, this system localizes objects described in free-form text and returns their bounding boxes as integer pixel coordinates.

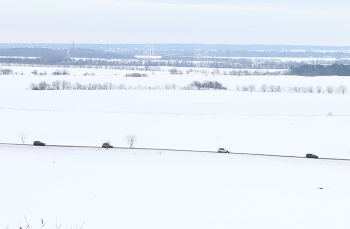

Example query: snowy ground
[1,145,350,229]
[1,66,350,228]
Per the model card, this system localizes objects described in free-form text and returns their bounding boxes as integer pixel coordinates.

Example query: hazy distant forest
[0,47,350,75]
[0,48,288,69]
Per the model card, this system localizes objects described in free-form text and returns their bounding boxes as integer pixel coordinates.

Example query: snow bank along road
[1,143,349,164]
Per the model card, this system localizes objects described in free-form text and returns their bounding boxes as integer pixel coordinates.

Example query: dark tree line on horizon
[288,64,350,76]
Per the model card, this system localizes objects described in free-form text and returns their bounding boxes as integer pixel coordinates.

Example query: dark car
[306,154,319,159]
[33,141,46,146]
[102,143,113,148]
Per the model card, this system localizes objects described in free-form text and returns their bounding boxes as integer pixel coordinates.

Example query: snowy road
[1,144,349,167]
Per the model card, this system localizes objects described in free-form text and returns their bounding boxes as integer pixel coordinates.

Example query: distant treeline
[0,48,134,59]
[29,80,227,91]
[2,48,350,70]
[0,56,288,69]
[235,84,347,94]
[0,56,71,65]
[1,44,350,58]
[288,64,350,76]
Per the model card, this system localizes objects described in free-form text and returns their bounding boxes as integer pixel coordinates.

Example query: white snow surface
[1,66,350,228]
[1,145,350,229]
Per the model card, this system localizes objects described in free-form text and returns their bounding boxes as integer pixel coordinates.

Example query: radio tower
[144,44,155,59]
[195,45,202,59]
[66,42,74,58]
[66,48,70,58]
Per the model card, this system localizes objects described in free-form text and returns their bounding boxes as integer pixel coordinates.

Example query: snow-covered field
[1,145,350,229]
[1,66,350,228]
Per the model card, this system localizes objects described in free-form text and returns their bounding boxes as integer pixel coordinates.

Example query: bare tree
[61,69,70,75]
[40,219,46,229]
[300,87,307,93]
[19,219,22,229]
[19,132,27,144]
[117,84,127,90]
[76,222,84,229]
[62,80,72,90]
[308,86,314,93]
[292,86,300,93]
[165,84,176,90]
[338,85,347,94]
[276,85,282,92]
[53,69,61,75]
[260,84,267,92]
[24,216,31,229]
[74,82,84,90]
[125,135,137,148]
[29,83,38,90]
[55,220,62,229]
[38,81,50,90]
[316,86,322,93]
[52,80,62,90]
[248,84,256,92]
[326,85,334,94]
[268,85,276,92]
[86,83,93,90]
[15,218,82,229]
[103,82,115,90]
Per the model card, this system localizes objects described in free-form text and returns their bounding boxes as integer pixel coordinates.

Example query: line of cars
[32,142,319,159]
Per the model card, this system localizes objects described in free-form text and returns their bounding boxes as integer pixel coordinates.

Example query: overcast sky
[1,0,350,45]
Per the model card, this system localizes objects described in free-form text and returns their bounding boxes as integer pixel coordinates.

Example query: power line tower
[340,52,343,64]
[66,48,70,58]
[226,49,230,63]
[144,44,155,59]
[195,45,202,59]
[66,42,75,58]
[105,44,109,69]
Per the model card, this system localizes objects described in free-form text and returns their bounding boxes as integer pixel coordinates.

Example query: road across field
[1,142,350,162]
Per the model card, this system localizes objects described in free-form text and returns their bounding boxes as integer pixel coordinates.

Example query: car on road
[217,148,230,153]
[33,141,46,146]
[306,153,318,159]
[102,142,113,148]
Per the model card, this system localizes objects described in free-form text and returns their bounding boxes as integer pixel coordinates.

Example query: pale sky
[1,0,350,45]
